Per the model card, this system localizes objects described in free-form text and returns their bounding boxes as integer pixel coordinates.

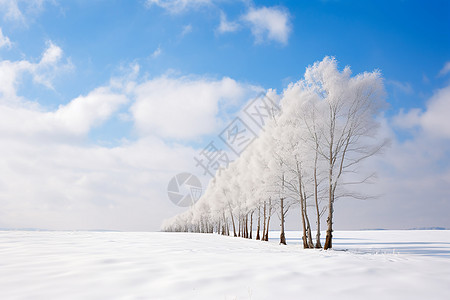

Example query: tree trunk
[229,207,237,237]
[265,215,271,241]
[238,215,241,237]
[246,215,249,238]
[297,161,309,248]
[314,149,322,248]
[256,206,261,240]
[265,198,272,241]
[280,197,286,245]
[262,201,267,241]
[222,212,227,235]
[324,198,333,250]
[245,214,249,238]
[304,197,314,248]
[250,211,253,239]
[324,141,334,250]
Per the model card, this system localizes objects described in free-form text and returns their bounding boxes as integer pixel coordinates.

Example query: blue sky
[0,0,449,231]
[4,1,449,111]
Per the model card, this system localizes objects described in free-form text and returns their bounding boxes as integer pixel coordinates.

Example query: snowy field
[0,230,449,300]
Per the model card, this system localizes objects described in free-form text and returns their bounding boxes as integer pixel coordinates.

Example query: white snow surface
[0,230,449,300]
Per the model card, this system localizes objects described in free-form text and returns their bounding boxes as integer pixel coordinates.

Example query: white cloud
[0,134,197,230]
[34,41,74,89]
[0,0,51,25]
[242,6,291,45]
[393,108,421,129]
[145,2,292,46]
[181,24,192,36]
[0,58,194,230]
[217,11,240,33]
[0,41,72,103]
[151,45,162,58]
[0,42,124,139]
[0,0,23,22]
[130,75,258,140]
[0,84,205,230]
[388,80,413,94]
[0,86,128,145]
[421,86,450,139]
[0,47,263,230]
[0,27,11,48]
[51,87,128,135]
[438,61,450,77]
[0,60,29,102]
[40,41,62,64]
[145,0,211,14]
[393,85,450,139]
[0,46,173,232]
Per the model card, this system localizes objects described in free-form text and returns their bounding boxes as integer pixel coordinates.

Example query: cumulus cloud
[130,75,258,140]
[242,6,291,45]
[145,0,211,14]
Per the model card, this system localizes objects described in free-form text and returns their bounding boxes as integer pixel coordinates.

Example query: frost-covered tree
[300,57,386,249]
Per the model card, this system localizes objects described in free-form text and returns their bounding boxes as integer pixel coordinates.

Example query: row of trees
[162,57,387,249]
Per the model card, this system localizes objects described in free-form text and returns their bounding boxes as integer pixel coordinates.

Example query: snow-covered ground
[0,230,449,300]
